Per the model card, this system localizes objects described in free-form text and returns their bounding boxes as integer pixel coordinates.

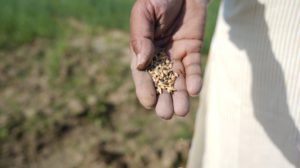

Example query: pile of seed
[147,52,178,94]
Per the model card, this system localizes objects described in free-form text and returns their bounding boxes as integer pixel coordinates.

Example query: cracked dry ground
[0,27,199,168]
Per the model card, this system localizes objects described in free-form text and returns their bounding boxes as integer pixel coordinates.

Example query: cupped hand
[130,0,207,119]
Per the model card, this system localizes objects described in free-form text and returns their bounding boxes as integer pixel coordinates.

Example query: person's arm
[130,0,208,119]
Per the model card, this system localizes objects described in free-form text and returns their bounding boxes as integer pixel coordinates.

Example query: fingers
[132,55,175,119]
[156,92,174,120]
[182,52,202,96]
[130,1,157,109]
[172,0,207,41]
[169,40,202,96]
[130,0,155,70]
[167,0,206,96]
[172,61,190,117]
[131,57,157,109]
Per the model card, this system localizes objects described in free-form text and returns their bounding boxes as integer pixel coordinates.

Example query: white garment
[188,0,300,168]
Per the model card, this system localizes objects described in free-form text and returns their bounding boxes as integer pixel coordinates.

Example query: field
[0,0,221,167]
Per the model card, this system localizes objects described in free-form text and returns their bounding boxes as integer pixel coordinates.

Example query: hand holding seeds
[130,0,207,119]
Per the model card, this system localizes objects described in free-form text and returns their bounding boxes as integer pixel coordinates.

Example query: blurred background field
[0,0,221,167]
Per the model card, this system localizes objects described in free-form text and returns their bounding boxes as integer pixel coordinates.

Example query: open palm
[130,0,207,119]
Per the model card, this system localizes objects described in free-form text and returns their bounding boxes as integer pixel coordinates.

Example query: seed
[146,51,178,94]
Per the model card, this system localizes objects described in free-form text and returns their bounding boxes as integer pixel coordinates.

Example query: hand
[130,0,207,119]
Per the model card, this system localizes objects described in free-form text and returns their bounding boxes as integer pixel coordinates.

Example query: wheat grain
[147,52,178,94]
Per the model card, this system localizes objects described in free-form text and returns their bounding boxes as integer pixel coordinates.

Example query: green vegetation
[0,0,220,53]
[175,121,194,140]
[0,0,135,48]
[203,0,222,54]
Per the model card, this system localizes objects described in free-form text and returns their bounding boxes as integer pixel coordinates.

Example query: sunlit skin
[130,0,208,119]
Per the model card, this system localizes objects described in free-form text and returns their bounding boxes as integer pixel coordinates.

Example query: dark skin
[130,0,207,119]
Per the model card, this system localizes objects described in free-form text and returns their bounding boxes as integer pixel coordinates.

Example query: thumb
[130,0,155,70]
